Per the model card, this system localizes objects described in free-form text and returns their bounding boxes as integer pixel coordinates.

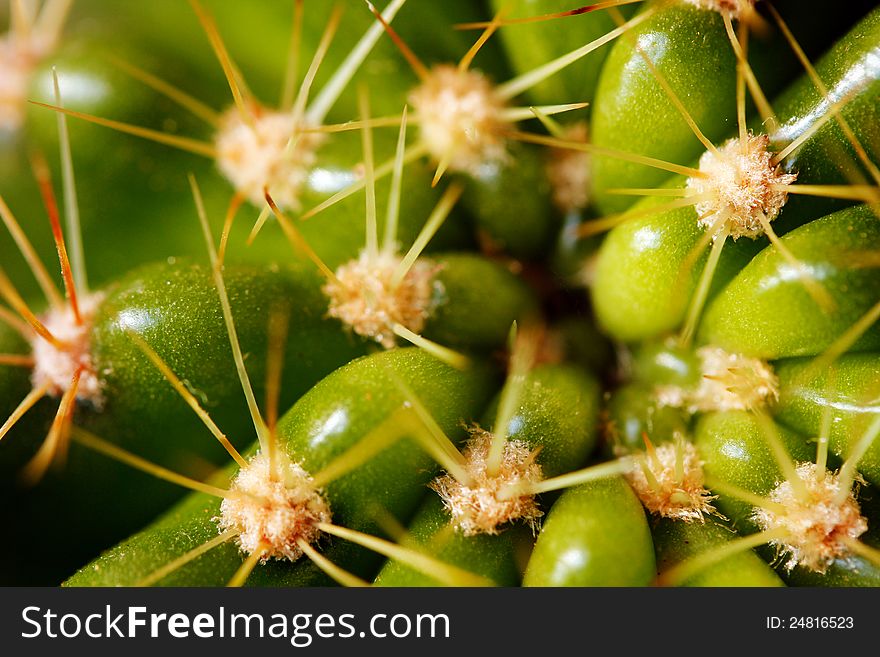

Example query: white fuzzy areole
[219,452,331,562]
[626,435,716,522]
[683,0,755,18]
[323,249,441,349]
[31,292,105,407]
[215,106,326,211]
[409,65,509,175]
[547,121,590,214]
[753,462,868,573]
[656,345,778,413]
[430,427,543,536]
[686,133,797,240]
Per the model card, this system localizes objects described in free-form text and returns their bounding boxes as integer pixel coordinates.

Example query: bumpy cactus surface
[1,0,879,588]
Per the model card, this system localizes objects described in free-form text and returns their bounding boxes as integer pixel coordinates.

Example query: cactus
[1,0,879,588]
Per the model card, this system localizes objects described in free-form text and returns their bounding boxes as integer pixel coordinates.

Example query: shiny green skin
[65,348,496,586]
[783,539,880,587]
[25,259,360,449]
[603,341,703,455]
[3,246,528,471]
[422,253,537,349]
[375,363,602,586]
[590,0,872,215]
[373,495,521,587]
[0,260,368,585]
[589,7,880,343]
[603,383,689,456]
[774,353,880,487]
[522,477,654,586]
[699,206,880,359]
[591,198,758,342]
[695,410,814,531]
[489,0,619,106]
[653,517,785,587]
[695,410,880,586]
[630,338,702,388]
[480,363,601,478]
[766,6,880,230]
[375,363,601,586]
[461,143,558,261]
[590,2,738,215]
[85,260,367,464]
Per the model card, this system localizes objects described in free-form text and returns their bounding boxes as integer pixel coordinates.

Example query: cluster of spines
[1,0,879,587]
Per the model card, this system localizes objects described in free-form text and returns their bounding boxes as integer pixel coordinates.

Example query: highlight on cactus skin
[1,0,879,594]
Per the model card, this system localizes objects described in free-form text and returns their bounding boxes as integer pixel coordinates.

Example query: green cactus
[1,0,878,589]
